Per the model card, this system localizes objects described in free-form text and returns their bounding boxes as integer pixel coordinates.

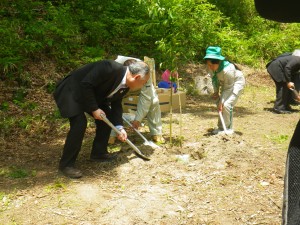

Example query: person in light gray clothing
[109,56,165,143]
[204,46,245,134]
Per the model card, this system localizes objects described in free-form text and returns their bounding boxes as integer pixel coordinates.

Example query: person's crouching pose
[204,46,245,134]
[54,60,150,178]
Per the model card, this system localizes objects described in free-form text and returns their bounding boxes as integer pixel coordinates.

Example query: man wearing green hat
[204,46,245,134]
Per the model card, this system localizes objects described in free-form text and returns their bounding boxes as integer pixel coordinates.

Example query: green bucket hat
[203,46,225,60]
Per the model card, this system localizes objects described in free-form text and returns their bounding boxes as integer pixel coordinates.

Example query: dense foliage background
[1,0,300,80]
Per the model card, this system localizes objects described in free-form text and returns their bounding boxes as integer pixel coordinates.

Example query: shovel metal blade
[143,140,161,149]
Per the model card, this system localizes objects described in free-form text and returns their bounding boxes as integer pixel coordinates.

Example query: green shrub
[0,166,31,179]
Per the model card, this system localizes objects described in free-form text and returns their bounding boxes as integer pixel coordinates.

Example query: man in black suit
[54,60,150,178]
[266,51,300,114]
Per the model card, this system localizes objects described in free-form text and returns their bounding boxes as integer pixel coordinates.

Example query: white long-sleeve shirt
[209,63,245,104]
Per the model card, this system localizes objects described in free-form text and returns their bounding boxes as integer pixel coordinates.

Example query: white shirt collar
[107,67,128,98]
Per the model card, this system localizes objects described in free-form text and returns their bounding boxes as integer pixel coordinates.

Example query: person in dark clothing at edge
[266,50,300,114]
[53,60,150,178]
[254,1,300,224]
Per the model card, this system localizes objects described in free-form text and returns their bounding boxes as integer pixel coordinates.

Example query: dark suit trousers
[273,79,291,110]
[59,113,87,169]
[59,104,112,169]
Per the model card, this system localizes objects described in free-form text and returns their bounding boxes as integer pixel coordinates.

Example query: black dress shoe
[273,108,292,114]
[59,167,82,179]
[90,152,118,162]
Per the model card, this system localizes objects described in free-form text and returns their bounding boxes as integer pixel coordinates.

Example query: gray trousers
[145,98,163,135]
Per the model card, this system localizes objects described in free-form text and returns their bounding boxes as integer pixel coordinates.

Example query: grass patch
[0,166,34,179]
[46,179,67,192]
[265,134,289,144]
[108,144,122,153]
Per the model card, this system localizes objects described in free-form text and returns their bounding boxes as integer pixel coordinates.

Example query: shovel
[100,114,150,161]
[289,87,300,102]
[122,116,162,149]
[218,111,231,135]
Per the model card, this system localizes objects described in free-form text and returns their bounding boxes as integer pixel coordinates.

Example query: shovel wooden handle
[122,116,162,150]
[122,116,148,143]
[100,114,150,160]
[218,111,228,132]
